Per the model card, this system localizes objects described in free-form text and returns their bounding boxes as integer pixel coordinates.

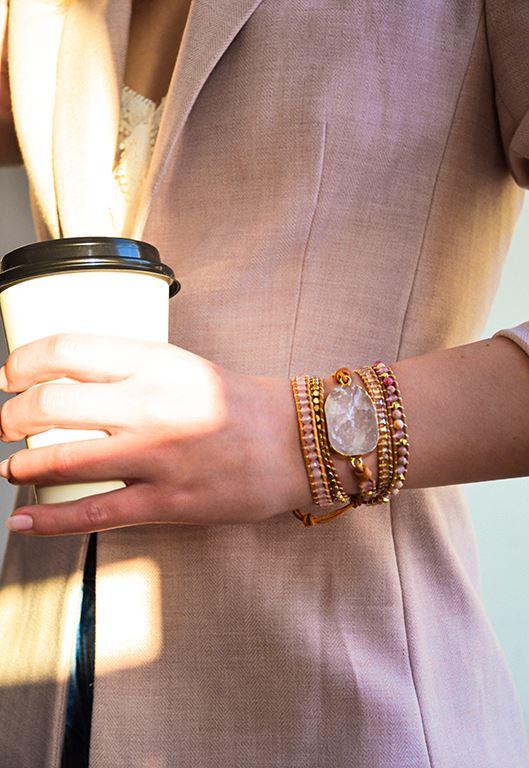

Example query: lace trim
[118,85,166,148]
[111,85,166,234]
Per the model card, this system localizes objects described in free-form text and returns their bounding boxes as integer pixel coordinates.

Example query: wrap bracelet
[290,361,409,526]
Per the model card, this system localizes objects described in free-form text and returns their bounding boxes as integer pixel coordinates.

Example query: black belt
[60,532,96,768]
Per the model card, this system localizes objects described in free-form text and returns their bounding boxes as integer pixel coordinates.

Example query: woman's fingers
[1,435,147,486]
[0,380,135,441]
[0,333,162,392]
[5,482,167,536]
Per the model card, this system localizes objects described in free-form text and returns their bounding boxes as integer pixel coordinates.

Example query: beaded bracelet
[309,377,351,505]
[354,366,393,503]
[354,366,391,504]
[290,376,332,507]
[306,376,334,505]
[372,362,410,496]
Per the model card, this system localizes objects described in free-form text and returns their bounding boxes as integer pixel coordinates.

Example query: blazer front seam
[389,498,435,768]
[286,120,328,377]
[395,10,485,363]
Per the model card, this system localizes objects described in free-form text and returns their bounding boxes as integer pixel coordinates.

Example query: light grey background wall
[0,167,528,733]
[465,204,529,733]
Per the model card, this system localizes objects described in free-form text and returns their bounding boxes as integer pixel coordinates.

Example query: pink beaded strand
[291,376,332,507]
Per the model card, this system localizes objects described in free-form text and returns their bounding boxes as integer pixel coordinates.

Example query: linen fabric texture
[1,1,529,767]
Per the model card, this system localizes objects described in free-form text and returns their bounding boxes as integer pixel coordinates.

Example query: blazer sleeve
[486,0,529,354]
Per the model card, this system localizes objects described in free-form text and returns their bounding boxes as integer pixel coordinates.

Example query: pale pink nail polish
[0,458,10,477]
[5,514,33,531]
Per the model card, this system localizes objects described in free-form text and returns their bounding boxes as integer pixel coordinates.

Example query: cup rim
[0,237,181,297]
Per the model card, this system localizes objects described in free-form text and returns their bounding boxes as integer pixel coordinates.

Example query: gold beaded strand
[309,376,350,505]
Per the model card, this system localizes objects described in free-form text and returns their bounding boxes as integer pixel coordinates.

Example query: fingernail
[5,514,33,531]
[0,458,10,477]
[0,366,7,390]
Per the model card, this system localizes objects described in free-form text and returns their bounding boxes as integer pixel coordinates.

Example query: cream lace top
[111,85,167,235]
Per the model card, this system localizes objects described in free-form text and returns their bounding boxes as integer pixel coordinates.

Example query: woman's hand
[0,333,312,535]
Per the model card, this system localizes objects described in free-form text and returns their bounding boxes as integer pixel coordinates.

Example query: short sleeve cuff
[493,322,529,357]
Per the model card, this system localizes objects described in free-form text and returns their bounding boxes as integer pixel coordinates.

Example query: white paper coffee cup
[0,237,180,505]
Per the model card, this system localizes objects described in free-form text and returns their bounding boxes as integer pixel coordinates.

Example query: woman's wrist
[254,375,314,510]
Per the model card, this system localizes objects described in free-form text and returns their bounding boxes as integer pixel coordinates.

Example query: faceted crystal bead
[324,384,379,455]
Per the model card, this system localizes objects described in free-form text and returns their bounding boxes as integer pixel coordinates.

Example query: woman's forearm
[325,335,529,496]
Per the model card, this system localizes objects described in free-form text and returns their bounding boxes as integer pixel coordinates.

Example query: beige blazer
[1,1,529,766]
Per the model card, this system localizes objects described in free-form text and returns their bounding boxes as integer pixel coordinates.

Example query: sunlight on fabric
[0,557,162,686]
[96,557,162,675]
[142,758,165,768]
[0,561,81,687]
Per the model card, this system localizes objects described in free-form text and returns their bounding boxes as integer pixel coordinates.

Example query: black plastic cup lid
[0,237,181,297]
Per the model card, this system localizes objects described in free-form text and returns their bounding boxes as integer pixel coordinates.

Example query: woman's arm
[2,332,529,535]
[328,335,529,496]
